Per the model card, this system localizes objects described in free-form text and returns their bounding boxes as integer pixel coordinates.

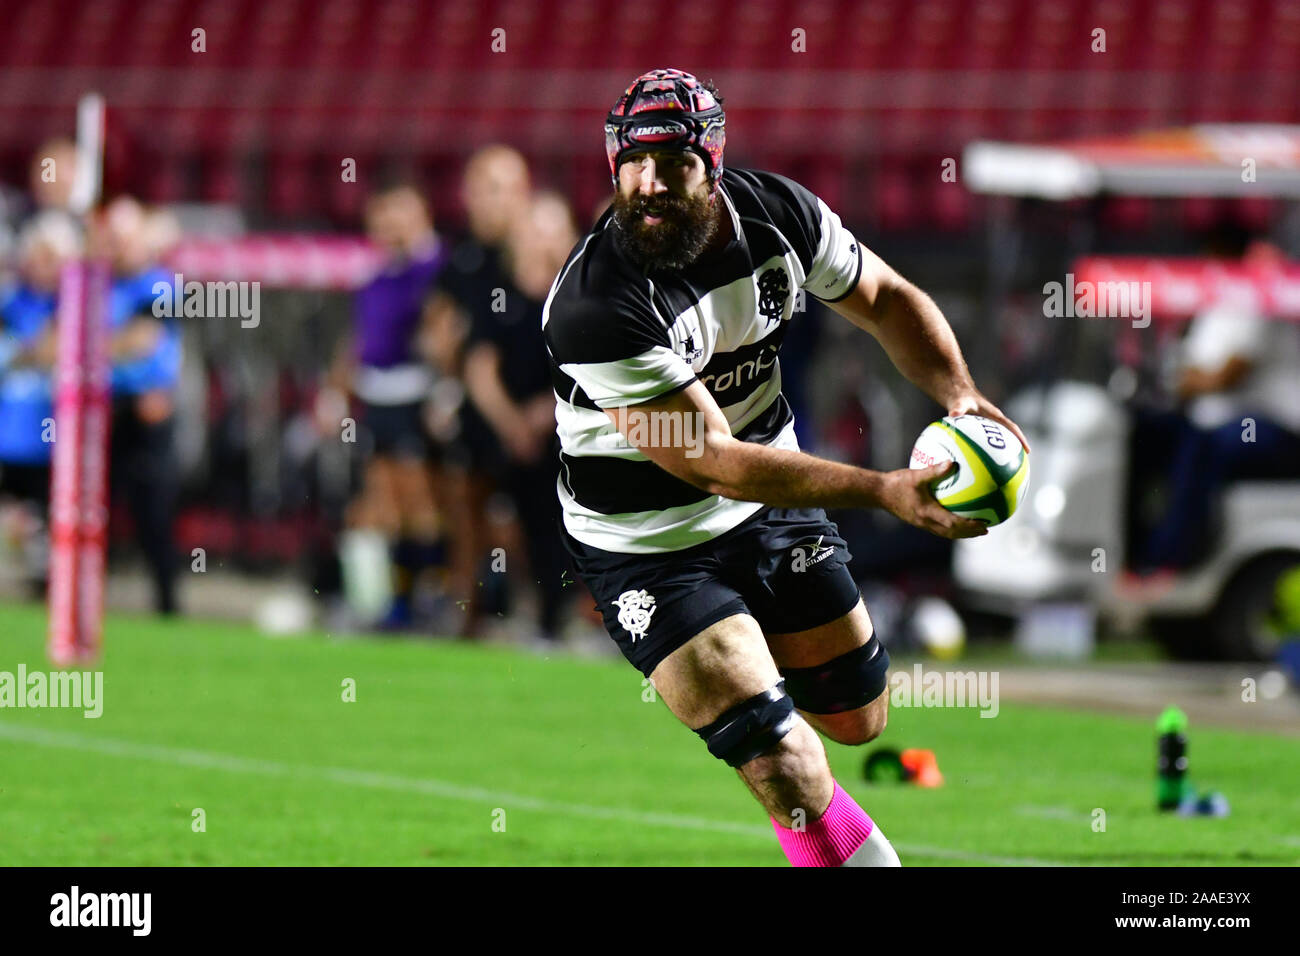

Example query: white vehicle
[958,125,1300,660]
[954,381,1300,659]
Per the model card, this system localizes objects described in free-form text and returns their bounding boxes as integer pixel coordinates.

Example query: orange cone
[900,748,944,788]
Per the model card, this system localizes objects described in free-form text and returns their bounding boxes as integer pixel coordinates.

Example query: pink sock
[771,780,874,867]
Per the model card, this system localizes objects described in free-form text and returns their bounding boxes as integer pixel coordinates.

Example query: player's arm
[420,290,469,376]
[108,316,163,361]
[824,252,1030,453]
[463,342,544,461]
[604,381,986,540]
[8,327,58,368]
[1177,354,1252,398]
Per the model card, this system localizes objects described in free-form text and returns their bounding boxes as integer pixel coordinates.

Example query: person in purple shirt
[322,182,448,627]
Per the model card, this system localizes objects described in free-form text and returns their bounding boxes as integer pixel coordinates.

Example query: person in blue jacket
[94,197,184,615]
[0,213,81,592]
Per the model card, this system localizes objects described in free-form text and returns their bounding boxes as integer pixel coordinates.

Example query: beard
[611,183,720,271]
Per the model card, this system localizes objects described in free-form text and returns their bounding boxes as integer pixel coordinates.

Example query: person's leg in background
[504,452,571,642]
[0,463,53,599]
[440,459,495,638]
[1142,413,1300,570]
[1125,405,1191,569]
[1223,414,1300,482]
[383,403,446,627]
[113,392,180,615]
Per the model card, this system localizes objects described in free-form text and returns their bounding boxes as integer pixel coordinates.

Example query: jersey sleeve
[758,171,864,304]
[545,296,697,409]
[802,195,863,303]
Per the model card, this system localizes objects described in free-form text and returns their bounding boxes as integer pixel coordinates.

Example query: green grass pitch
[0,603,1297,866]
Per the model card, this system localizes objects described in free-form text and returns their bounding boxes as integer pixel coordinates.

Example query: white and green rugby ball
[908,414,1030,526]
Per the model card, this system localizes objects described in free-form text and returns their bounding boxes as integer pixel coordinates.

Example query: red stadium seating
[2,0,1297,232]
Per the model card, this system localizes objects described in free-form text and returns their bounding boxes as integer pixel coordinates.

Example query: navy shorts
[564,506,861,678]
[360,400,429,460]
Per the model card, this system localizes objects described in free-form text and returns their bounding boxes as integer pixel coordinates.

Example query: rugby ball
[908,414,1029,526]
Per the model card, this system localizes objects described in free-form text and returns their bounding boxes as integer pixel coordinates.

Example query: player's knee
[693,680,797,767]
[778,635,891,737]
[822,695,888,746]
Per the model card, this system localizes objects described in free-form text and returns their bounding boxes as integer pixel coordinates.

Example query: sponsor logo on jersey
[698,342,778,398]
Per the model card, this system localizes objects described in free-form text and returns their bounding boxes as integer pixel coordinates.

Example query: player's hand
[502,421,544,464]
[111,318,163,361]
[879,462,989,539]
[947,390,1031,454]
[135,389,173,424]
[522,394,557,433]
[18,329,59,369]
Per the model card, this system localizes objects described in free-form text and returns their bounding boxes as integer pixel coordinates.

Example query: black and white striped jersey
[543,167,863,554]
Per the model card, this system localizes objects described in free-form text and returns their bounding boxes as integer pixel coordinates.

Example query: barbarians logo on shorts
[613,588,657,642]
[757,267,790,328]
[790,535,834,573]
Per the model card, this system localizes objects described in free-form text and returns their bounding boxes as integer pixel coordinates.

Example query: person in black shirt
[422,146,532,636]
[458,192,577,642]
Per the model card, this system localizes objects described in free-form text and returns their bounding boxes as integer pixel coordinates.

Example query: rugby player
[544,69,1029,867]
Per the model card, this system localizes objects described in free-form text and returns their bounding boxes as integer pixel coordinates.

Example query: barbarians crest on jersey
[757,267,790,328]
[612,588,656,642]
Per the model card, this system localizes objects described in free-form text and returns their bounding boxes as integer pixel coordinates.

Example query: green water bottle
[1156,706,1190,811]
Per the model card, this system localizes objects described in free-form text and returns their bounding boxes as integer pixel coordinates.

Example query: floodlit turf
[1,603,1297,866]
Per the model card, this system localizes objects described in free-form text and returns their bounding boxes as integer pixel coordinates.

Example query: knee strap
[694,681,797,768]
[780,636,891,715]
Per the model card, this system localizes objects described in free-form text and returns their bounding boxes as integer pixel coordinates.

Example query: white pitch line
[1016,804,1095,824]
[0,722,1067,866]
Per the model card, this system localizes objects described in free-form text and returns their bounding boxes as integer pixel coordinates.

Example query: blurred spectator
[1128,236,1300,573]
[91,195,185,614]
[424,145,531,637]
[326,181,448,628]
[456,191,577,643]
[29,139,82,215]
[0,213,82,589]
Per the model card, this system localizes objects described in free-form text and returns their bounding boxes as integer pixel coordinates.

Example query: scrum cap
[605,69,725,182]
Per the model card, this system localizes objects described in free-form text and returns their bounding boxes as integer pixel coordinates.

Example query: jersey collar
[716,178,743,249]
